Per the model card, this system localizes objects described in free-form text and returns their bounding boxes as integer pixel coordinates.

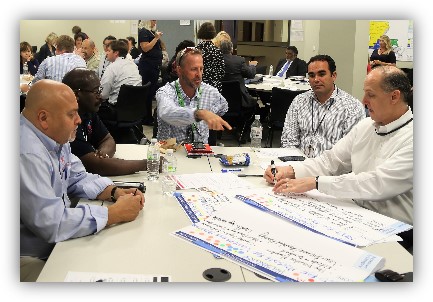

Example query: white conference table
[246,75,311,93]
[36,145,413,282]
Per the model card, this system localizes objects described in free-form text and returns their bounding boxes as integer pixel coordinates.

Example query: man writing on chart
[62,68,152,176]
[281,54,365,157]
[264,66,413,250]
[156,47,231,144]
[20,80,145,281]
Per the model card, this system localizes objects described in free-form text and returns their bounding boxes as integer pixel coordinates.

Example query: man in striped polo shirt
[281,54,365,158]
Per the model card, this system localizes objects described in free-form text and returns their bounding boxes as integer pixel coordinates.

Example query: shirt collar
[20,114,63,154]
[374,107,413,134]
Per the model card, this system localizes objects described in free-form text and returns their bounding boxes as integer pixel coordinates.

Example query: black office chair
[265,87,304,147]
[220,80,252,146]
[103,82,151,144]
[255,65,267,75]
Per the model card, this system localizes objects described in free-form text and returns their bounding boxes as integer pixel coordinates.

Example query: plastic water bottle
[23,62,29,78]
[147,138,160,181]
[250,115,263,151]
[162,149,177,173]
[268,65,273,77]
[161,149,177,195]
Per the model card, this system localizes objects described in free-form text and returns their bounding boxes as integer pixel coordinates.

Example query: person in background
[37,32,57,63]
[118,38,134,62]
[73,32,86,58]
[71,25,89,40]
[196,22,226,145]
[81,38,100,73]
[138,19,163,126]
[164,39,195,85]
[98,35,117,79]
[274,46,307,78]
[370,34,396,69]
[156,47,231,144]
[281,54,365,158]
[32,35,86,84]
[20,79,144,281]
[126,36,140,59]
[20,41,39,76]
[160,40,169,69]
[196,22,225,93]
[63,68,151,176]
[220,40,257,143]
[98,40,142,120]
[264,66,413,251]
[212,30,231,49]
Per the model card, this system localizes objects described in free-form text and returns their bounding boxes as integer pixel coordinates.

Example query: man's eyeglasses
[175,47,202,67]
[78,87,103,96]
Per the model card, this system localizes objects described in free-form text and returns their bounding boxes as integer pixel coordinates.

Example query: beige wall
[20,19,412,100]
[20,20,135,54]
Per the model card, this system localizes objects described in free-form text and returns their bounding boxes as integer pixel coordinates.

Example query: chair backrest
[256,65,267,75]
[270,87,304,126]
[115,82,151,123]
[221,80,243,117]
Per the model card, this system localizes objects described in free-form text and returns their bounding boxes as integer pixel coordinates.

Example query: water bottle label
[251,127,262,139]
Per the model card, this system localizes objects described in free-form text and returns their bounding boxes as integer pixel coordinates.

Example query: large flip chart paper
[173,201,385,282]
[235,188,412,247]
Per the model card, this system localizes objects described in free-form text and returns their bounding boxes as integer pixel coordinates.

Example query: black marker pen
[271,160,277,184]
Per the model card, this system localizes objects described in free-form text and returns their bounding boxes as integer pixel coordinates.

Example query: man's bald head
[82,39,96,60]
[22,80,81,144]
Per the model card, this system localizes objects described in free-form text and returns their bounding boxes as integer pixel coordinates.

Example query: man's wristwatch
[110,186,118,202]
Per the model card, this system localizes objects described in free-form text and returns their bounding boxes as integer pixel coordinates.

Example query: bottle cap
[151,138,157,143]
[255,115,260,120]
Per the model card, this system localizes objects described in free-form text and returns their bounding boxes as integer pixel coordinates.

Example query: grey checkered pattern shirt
[156,81,228,144]
[281,86,365,157]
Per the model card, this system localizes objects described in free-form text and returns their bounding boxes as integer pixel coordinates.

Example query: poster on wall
[369,20,413,62]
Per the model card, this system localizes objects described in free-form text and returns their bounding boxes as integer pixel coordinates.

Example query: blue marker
[221,168,244,173]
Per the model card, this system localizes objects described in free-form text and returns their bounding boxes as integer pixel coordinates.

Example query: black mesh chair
[266,87,304,147]
[220,80,250,146]
[103,82,151,144]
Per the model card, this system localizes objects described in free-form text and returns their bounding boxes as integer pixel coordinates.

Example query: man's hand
[94,149,109,158]
[196,109,232,131]
[272,177,316,194]
[107,193,143,225]
[263,165,295,184]
[115,187,145,207]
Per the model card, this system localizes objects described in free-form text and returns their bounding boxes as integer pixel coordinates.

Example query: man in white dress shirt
[264,66,413,250]
[98,40,142,121]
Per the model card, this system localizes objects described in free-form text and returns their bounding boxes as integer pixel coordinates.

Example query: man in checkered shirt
[156,47,231,144]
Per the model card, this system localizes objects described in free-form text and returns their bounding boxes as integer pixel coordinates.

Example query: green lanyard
[175,80,202,140]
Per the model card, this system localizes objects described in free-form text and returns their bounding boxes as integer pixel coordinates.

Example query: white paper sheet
[64,271,171,282]
[235,187,411,246]
[173,202,384,282]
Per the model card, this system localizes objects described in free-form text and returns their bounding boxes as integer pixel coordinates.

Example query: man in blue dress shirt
[20,80,145,281]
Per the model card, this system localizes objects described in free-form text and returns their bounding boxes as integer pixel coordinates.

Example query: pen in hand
[271,160,277,184]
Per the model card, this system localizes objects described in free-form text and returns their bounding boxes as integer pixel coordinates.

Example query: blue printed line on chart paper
[174,193,200,224]
[175,231,294,282]
[235,195,356,247]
